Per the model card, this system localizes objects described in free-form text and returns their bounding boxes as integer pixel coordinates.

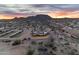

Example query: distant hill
[1,14,79,28]
[10,14,53,27]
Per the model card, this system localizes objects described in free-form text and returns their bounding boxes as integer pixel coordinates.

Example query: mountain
[10,14,54,28]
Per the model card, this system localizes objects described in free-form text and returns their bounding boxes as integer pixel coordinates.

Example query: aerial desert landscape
[0,4,79,55]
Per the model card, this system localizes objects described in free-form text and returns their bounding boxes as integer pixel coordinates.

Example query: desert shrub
[68,49,78,55]
[22,38,27,43]
[44,43,48,47]
[64,42,69,45]
[48,43,53,47]
[31,41,37,45]
[38,47,48,52]
[12,40,21,46]
[52,46,57,51]
[59,37,63,40]
[38,42,43,46]
[44,42,53,47]
[49,51,55,55]
[27,49,34,55]
[23,38,27,40]
[61,49,64,53]
[28,37,31,40]
[49,37,54,42]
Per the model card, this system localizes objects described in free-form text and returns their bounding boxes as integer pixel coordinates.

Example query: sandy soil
[0,41,28,55]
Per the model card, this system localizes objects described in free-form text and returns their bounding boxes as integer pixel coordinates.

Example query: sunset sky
[0,4,79,19]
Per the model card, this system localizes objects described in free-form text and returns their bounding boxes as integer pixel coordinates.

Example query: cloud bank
[0,4,79,19]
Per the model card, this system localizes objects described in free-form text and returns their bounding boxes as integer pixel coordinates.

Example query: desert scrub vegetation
[68,49,78,55]
[38,42,43,46]
[31,41,37,45]
[12,40,21,46]
[26,45,35,55]
[27,49,35,55]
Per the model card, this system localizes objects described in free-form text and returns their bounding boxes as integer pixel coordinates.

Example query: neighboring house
[31,30,49,36]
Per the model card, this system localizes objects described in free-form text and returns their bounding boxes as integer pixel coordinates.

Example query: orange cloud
[48,10,79,18]
[0,14,27,19]
[1,10,79,19]
[0,15,14,19]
